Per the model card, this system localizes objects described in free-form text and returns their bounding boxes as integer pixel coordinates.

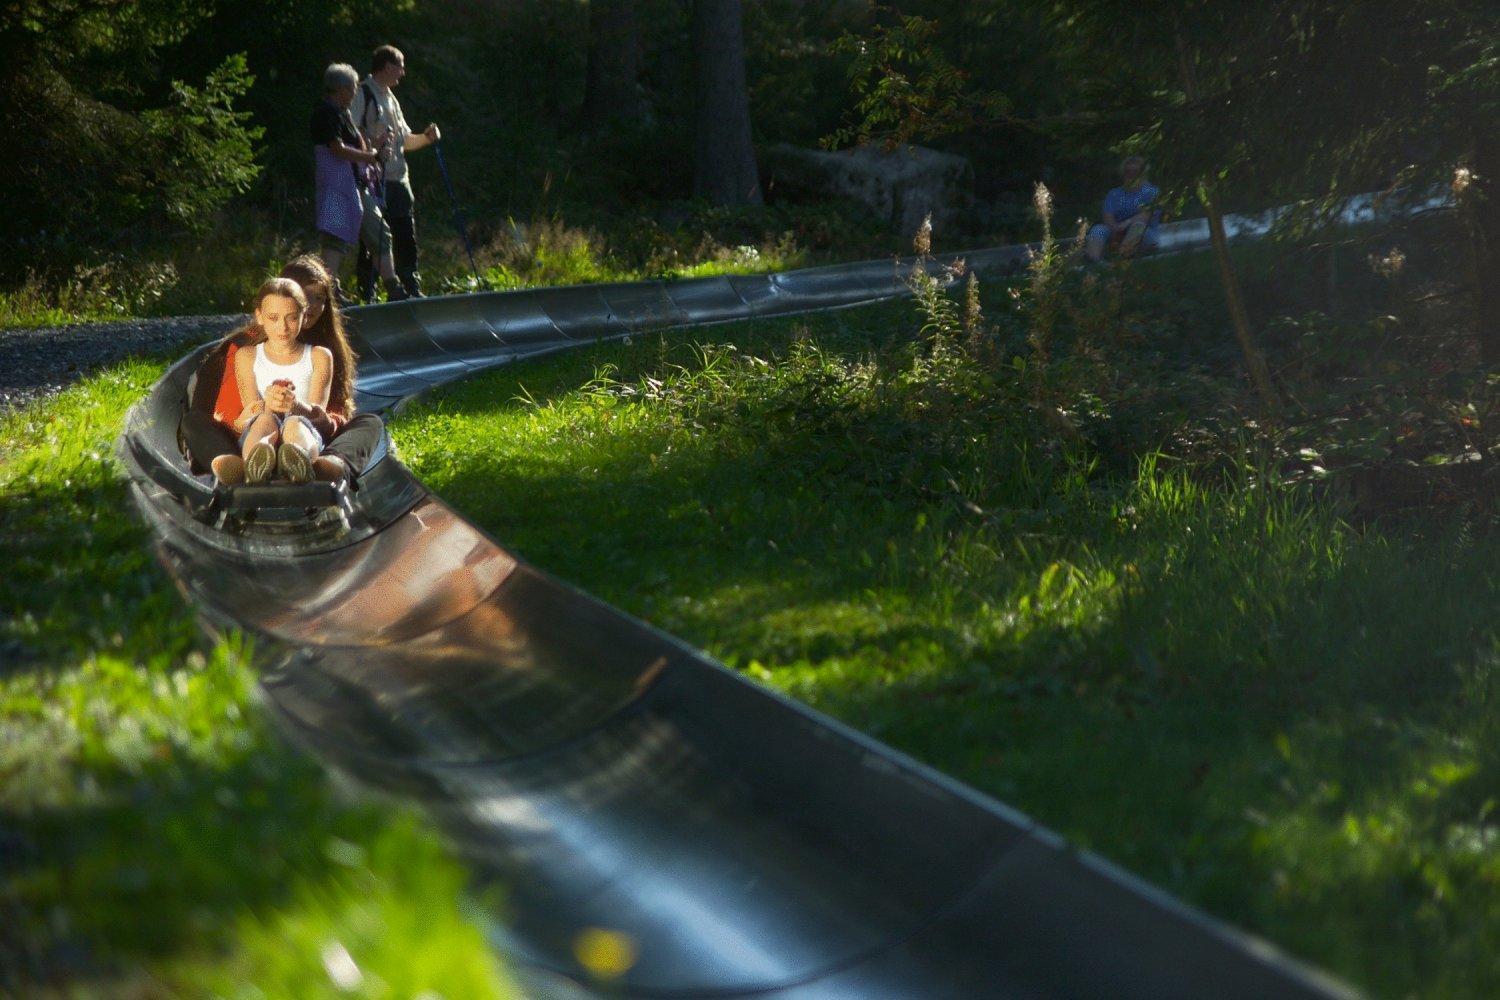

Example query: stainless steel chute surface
[119,248,1357,999]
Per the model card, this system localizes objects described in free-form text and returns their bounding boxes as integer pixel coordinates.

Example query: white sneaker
[277,442,313,483]
[245,442,276,484]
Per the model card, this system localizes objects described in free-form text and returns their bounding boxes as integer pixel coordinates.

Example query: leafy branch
[824,12,1010,150]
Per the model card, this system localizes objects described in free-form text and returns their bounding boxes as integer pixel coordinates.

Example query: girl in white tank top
[252,341,315,401]
[233,279,333,484]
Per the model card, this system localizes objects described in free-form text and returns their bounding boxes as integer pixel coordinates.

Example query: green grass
[390,283,1500,997]
[468,216,814,294]
[0,197,891,329]
[0,363,515,997]
[3,227,1492,995]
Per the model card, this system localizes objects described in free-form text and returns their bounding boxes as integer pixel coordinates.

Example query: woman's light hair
[323,63,359,94]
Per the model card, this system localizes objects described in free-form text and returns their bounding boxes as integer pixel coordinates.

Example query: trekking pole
[434,140,482,283]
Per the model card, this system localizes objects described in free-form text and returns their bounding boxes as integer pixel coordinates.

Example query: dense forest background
[6,5,1500,996]
[1,0,1496,347]
[0,0,1170,314]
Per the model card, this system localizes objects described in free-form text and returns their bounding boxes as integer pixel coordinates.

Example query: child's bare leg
[282,415,322,460]
[274,416,321,483]
[240,411,281,459]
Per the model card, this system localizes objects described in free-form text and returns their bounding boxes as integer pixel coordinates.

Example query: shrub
[6,41,260,281]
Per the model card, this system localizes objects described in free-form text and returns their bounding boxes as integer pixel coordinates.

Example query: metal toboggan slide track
[118,220,1371,997]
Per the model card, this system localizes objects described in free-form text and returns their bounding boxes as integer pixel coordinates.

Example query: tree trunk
[1200,183,1280,413]
[1468,131,1500,369]
[581,0,644,131]
[1175,28,1279,415]
[692,0,761,205]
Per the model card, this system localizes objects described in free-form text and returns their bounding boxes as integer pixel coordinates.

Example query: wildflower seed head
[963,270,982,331]
[1453,166,1474,197]
[913,214,933,256]
[1032,182,1054,221]
[1371,247,1406,279]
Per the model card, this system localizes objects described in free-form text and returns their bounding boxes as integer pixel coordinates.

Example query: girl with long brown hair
[275,254,384,483]
[179,256,385,486]
[279,254,356,419]
[233,277,330,483]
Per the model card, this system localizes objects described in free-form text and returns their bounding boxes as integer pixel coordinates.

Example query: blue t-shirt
[1103,183,1160,230]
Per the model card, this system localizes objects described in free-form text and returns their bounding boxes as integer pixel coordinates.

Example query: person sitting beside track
[1083,155,1161,262]
[180,258,383,487]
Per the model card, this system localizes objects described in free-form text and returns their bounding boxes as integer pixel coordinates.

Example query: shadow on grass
[394,309,1500,995]
[0,475,193,678]
[0,467,313,974]
[1,413,506,994]
[3,745,387,983]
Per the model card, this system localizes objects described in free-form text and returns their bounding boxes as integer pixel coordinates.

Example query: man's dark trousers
[357,178,419,300]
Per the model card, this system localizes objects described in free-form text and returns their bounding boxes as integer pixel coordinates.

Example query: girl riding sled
[180,260,381,486]
[235,277,331,483]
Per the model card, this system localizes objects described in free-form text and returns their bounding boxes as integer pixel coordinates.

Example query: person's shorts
[318,188,391,257]
[1089,222,1159,254]
[238,413,324,451]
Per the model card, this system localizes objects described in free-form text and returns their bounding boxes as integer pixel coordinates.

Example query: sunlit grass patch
[393,293,1500,997]
[468,217,815,292]
[194,818,514,999]
[0,363,512,997]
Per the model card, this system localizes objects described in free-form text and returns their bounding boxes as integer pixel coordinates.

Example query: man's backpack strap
[359,81,382,136]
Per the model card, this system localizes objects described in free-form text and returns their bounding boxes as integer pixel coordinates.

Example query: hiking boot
[210,454,245,486]
[313,454,349,483]
[277,442,313,483]
[245,441,277,484]
[383,278,410,302]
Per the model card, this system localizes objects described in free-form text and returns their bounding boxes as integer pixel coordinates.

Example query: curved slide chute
[119,245,1356,998]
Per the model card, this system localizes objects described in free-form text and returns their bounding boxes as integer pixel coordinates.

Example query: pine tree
[692,0,762,206]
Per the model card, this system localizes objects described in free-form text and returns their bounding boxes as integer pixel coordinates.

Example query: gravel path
[0,315,243,411]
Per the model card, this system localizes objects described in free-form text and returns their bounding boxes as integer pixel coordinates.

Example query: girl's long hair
[279,254,358,415]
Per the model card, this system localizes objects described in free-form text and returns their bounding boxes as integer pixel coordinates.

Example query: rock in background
[762,143,975,239]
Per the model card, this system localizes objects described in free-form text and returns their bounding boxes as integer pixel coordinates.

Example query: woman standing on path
[312,62,408,303]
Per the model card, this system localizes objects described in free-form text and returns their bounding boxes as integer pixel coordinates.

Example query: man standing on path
[352,44,441,300]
